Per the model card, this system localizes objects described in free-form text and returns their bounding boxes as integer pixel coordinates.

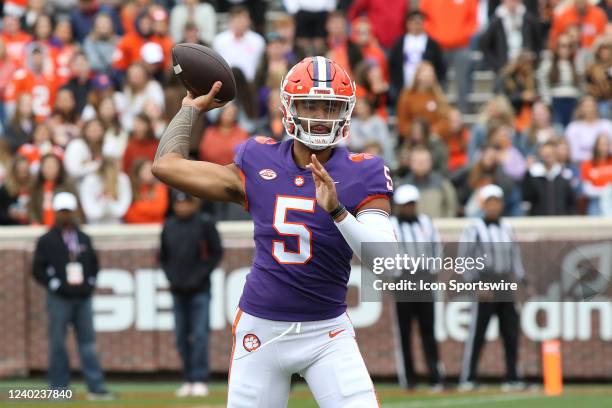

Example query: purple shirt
[234,137,393,321]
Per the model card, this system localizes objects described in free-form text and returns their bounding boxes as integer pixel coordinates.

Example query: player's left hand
[307,154,339,212]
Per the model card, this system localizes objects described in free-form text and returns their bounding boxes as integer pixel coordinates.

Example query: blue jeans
[46,292,106,393]
[551,97,578,129]
[172,291,211,382]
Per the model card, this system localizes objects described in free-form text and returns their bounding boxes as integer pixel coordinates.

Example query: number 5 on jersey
[272,196,315,264]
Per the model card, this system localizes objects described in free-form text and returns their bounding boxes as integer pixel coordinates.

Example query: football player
[153,56,396,407]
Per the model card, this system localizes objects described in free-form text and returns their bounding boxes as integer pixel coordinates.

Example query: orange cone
[542,339,563,396]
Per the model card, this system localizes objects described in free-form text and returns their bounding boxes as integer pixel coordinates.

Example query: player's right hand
[182,81,227,112]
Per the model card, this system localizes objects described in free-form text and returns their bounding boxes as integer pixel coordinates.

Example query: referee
[458,185,527,392]
[391,184,443,391]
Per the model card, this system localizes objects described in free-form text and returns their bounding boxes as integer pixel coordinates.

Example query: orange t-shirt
[124,183,168,224]
[4,68,59,121]
[420,0,478,50]
[550,5,607,49]
[112,33,174,71]
[199,126,250,166]
[581,159,612,187]
[0,31,32,66]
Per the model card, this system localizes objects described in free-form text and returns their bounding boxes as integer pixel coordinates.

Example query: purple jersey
[234,137,393,321]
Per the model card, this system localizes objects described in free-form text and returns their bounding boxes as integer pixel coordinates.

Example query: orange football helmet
[280,56,356,150]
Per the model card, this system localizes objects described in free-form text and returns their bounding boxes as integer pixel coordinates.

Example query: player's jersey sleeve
[352,154,394,212]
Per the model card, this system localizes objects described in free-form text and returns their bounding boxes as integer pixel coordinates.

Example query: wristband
[328,202,347,220]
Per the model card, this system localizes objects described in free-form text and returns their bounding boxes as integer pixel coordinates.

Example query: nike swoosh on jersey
[328,328,346,338]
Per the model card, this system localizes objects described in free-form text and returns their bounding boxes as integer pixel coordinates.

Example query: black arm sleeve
[32,238,50,287]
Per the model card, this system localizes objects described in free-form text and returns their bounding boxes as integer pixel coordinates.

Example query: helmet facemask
[282,94,355,150]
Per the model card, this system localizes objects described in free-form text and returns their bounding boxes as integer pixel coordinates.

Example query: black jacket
[160,214,223,294]
[479,12,541,72]
[389,33,445,100]
[522,164,576,216]
[33,226,99,298]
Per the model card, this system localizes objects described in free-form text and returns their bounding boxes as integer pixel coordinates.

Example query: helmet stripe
[316,57,327,86]
[325,59,331,88]
[311,56,319,87]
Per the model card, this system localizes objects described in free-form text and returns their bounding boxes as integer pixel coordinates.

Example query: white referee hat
[479,184,504,201]
[394,184,420,205]
[52,192,78,212]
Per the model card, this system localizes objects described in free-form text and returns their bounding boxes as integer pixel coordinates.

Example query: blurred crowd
[0,0,610,226]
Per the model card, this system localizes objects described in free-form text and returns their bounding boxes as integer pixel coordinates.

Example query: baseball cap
[140,42,164,65]
[92,74,112,90]
[479,184,504,201]
[172,190,194,202]
[52,192,78,212]
[393,184,420,205]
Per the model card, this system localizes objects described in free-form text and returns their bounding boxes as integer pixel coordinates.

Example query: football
[171,43,236,103]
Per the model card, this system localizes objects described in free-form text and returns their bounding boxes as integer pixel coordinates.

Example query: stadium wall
[1,217,611,380]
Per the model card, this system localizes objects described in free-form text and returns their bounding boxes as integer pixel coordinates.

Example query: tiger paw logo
[243,334,261,352]
[294,175,305,187]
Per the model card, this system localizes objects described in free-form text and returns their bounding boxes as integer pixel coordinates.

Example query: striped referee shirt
[458,218,525,282]
[391,214,443,275]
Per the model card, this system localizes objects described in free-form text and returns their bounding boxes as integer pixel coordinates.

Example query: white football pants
[227,308,380,408]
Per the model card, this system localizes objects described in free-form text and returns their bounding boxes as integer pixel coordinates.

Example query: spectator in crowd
[0,155,31,225]
[80,157,131,224]
[400,118,449,176]
[497,51,538,132]
[556,136,583,194]
[488,121,527,182]
[0,15,32,65]
[354,60,389,118]
[97,96,129,159]
[169,0,216,46]
[348,0,407,49]
[0,39,18,128]
[254,32,292,95]
[389,10,445,103]
[149,5,174,68]
[179,22,205,46]
[212,6,265,83]
[348,98,394,164]
[18,122,64,173]
[30,14,55,56]
[453,144,521,217]
[49,88,81,148]
[83,13,119,75]
[64,119,104,184]
[124,159,168,223]
[52,19,80,83]
[70,0,122,43]
[470,95,520,160]
[584,36,612,119]
[523,140,576,215]
[273,12,303,61]
[143,100,167,139]
[399,146,457,218]
[81,73,126,122]
[565,95,612,163]
[351,17,388,81]
[123,113,158,173]
[537,33,583,128]
[283,0,334,55]
[5,93,35,152]
[397,61,450,143]
[23,0,52,32]
[160,191,223,398]
[255,90,286,142]
[28,153,77,226]
[479,0,541,73]
[325,11,363,77]
[200,103,249,166]
[444,107,470,174]
[228,67,258,134]
[121,63,164,131]
[61,53,93,117]
[390,184,443,391]
[581,133,612,215]
[518,101,560,161]
[458,184,527,392]
[120,0,152,35]
[4,46,58,122]
[112,8,154,76]
[550,0,607,49]
[32,191,112,399]
[420,0,479,113]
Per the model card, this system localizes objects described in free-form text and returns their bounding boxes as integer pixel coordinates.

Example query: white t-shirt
[212,30,265,82]
[402,34,427,88]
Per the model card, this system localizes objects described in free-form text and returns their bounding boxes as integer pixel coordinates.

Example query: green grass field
[1,380,611,408]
